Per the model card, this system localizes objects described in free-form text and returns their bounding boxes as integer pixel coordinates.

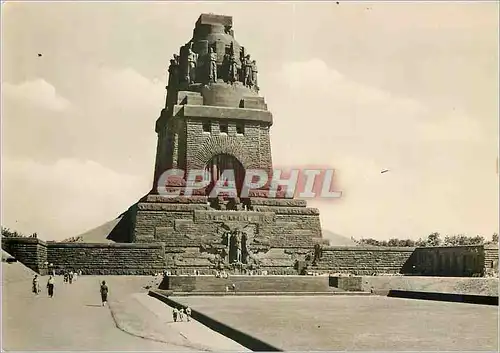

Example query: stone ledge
[250,198,307,207]
[193,210,276,223]
[322,246,416,252]
[48,243,165,249]
[252,206,320,215]
[137,203,209,211]
[143,195,209,204]
[2,237,47,245]
[177,105,273,125]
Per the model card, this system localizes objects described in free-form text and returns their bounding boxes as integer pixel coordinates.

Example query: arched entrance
[205,153,246,197]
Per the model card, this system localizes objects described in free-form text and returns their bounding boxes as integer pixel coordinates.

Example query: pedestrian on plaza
[178,308,184,322]
[73,271,78,282]
[32,275,40,294]
[173,307,179,322]
[47,276,55,298]
[185,306,192,321]
[100,280,109,306]
[69,270,74,284]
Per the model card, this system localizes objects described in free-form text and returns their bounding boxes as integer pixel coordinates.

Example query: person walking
[178,308,184,322]
[172,307,178,322]
[185,306,192,321]
[69,270,74,284]
[100,280,109,306]
[47,276,55,298]
[32,275,40,295]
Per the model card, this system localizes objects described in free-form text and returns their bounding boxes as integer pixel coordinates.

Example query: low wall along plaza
[1,238,165,275]
[2,237,497,277]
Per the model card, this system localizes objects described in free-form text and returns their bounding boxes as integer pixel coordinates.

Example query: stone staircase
[162,275,332,293]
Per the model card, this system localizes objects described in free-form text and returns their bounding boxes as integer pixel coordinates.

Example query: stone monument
[122,14,328,274]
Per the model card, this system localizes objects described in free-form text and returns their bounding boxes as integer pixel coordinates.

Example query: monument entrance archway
[205,153,246,198]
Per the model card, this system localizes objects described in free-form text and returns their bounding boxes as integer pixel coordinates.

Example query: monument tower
[126,14,328,273]
[152,13,273,200]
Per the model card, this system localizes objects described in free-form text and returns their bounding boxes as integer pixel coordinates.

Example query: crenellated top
[166,13,260,105]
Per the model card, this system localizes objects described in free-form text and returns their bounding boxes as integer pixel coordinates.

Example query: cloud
[263,59,497,239]
[0,59,496,241]
[1,68,164,240]
[1,156,150,240]
[3,79,71,112]
[1,67,164,175]
[418,109,484,143]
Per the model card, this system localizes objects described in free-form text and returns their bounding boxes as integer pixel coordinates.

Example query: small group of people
[215,270,229,279]
[172,306,191,322]
[32,274,109,306]
[32,275,55,297]
[63,270,81,284]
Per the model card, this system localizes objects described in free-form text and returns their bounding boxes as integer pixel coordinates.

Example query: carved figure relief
[312,243,322,265]
[251,60,258,89]
[208,47,218,83]
[242,54,253,87]
[167,55,180,88]
[180,42,198,84]
[228,43,238,83]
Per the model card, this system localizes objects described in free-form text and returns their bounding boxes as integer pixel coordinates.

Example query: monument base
[128,194,328,274]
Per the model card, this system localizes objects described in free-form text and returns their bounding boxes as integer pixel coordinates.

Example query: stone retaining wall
[313,246,415,275]
[2,237,497,277]
[1,238,165,275]
[409,245,490,277]
[1,238,47,274]
[330,275,499,297]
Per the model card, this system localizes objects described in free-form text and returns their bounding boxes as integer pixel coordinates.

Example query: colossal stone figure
[227,42,238,83]
[183,42,198,84]
[228,53,238,83]
[251,60,258,89]
[167,56,180,88]
[312,243,322,265]
[242,54,253,87]
[208,47,218,83]
[234,231,242,263]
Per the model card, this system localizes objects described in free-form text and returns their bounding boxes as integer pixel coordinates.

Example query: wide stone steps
[165,291,372,296]
[163,275,333,292]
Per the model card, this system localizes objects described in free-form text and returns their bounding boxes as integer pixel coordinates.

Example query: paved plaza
[2,261,246,351]
[174,295,499,351]
[3,259,498,351]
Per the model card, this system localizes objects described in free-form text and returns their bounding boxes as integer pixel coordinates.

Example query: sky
[1,1,498,241]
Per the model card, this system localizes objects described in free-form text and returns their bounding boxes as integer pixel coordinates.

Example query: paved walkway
[2,269,246,351]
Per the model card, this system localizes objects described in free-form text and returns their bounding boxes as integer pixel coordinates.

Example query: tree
[443,234,484,246]
[492,233,498,244]
[1,227,24,238]
[426,232,442,246]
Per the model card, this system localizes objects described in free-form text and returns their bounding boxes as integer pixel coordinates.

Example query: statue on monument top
[208,47,218,83]
[242,54,253,87]
[167,54,180,89]
[181,41,198,84]
[227,42,238,83]
[251,60,259,91]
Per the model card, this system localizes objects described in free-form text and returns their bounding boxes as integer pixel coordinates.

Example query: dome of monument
[200,82,258,108]
[165,13,260,103]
